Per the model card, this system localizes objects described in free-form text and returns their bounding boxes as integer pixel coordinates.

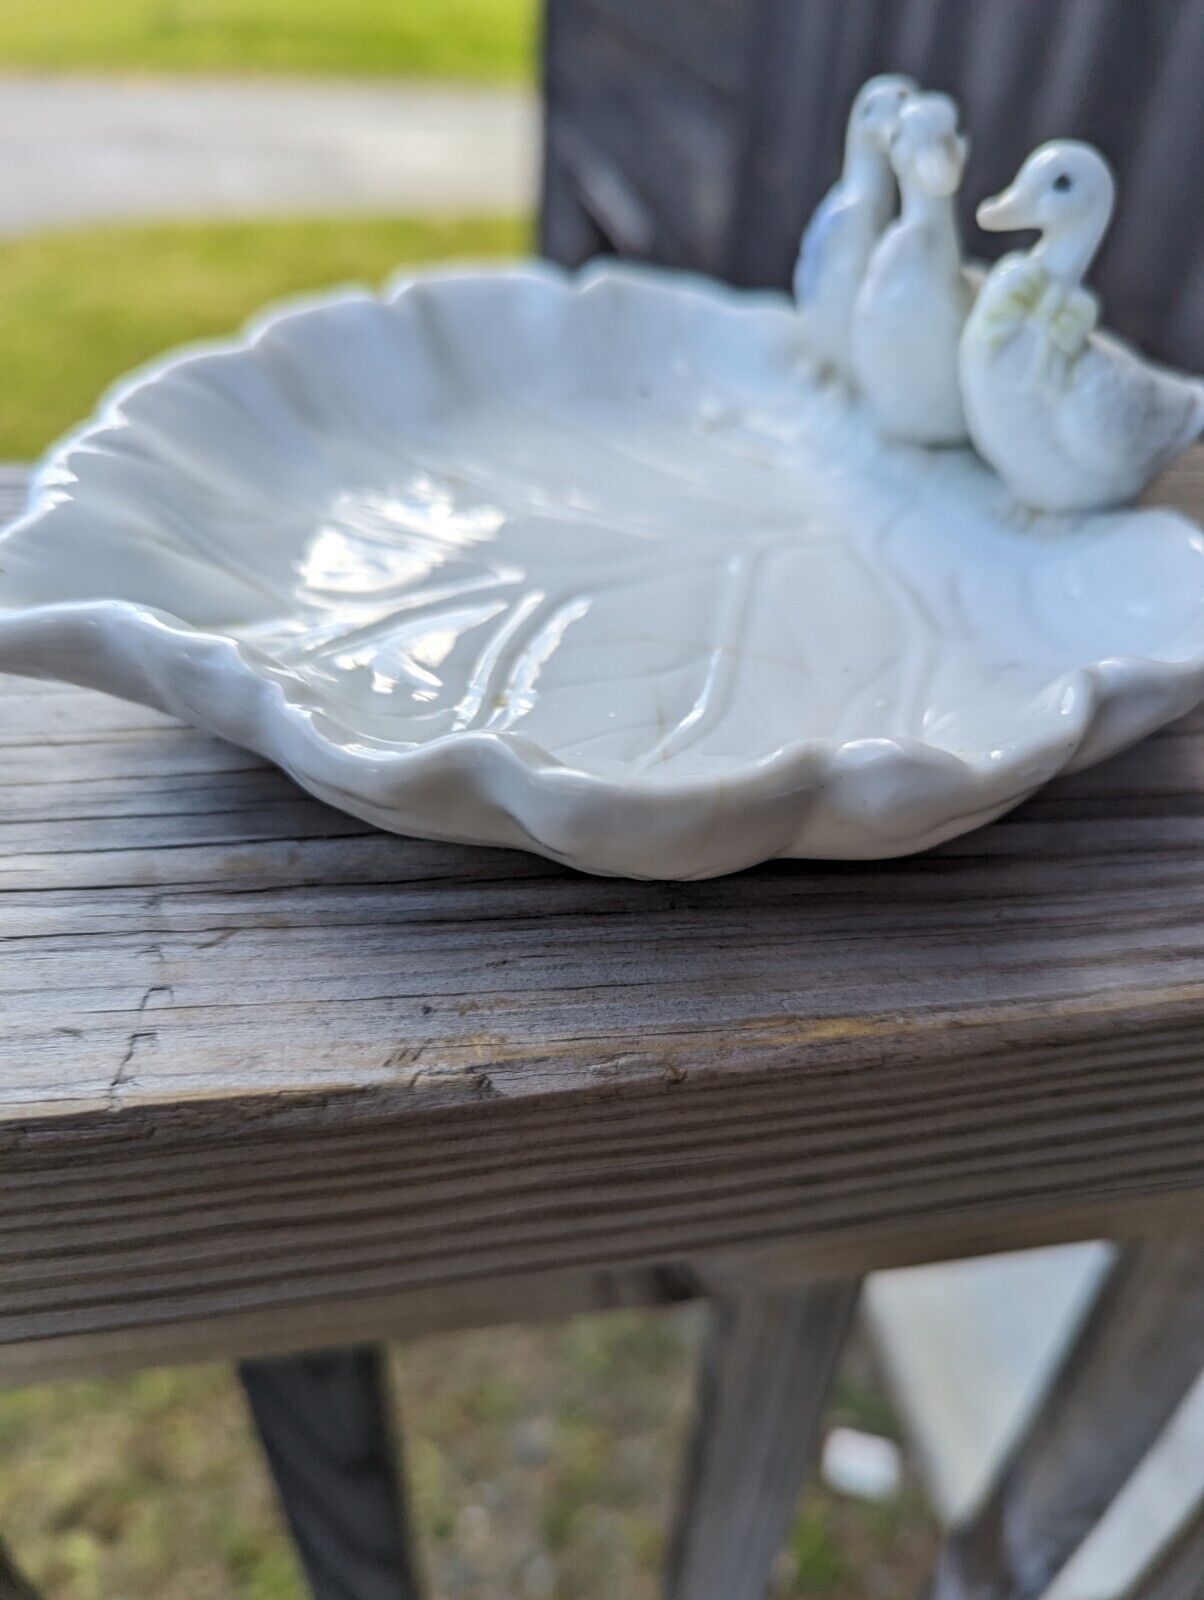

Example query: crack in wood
[106,983,175,1105]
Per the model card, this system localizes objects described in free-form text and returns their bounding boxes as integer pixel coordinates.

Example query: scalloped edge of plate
[1,261,1203,878]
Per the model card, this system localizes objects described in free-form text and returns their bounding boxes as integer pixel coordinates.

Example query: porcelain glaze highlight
[965,141,1204,513]
[1,263,1203,878]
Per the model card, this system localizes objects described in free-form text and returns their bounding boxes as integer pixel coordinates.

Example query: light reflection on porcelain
[962,141,1204,513]
[0,262,1203,878]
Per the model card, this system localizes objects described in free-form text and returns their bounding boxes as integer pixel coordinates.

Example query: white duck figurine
[961,141,1204,513]
[850,92,975,443]
[793,73,916,379]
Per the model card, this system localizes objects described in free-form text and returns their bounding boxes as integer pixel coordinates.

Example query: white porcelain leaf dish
[1,262,1202,879]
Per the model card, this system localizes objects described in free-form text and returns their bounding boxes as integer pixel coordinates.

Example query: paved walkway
[0,75,538,234]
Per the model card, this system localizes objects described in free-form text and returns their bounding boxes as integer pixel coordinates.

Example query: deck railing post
[240,1346,423,1600]
[666,1279,861,1600]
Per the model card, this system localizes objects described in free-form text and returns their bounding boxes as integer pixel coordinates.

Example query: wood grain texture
[666,1279,859,1600]
[0,454,1203,1382]
[240,1348,422,1600]
[925,1236,1204,1600]
[539,0,752,273]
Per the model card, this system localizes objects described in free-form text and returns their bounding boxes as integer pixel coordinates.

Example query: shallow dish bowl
[1,262,1203,879]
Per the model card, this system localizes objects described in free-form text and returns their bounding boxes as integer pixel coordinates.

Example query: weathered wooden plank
[539,119,609,267]
[666,1279,860,1600]
[574,0,754,98]
[925,1236,1204,1600]
[541,0,749,272]
[1118,1499,1204,1600]
[0,1262,698,1389]
[240,1347,423,1600]
[0,1053,1202,1385]
[0,690,180,741]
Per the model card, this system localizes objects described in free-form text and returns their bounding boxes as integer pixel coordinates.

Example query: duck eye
[1053,172,1073,192]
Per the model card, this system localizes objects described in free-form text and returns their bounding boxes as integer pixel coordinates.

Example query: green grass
[0,0,537,80]
[0,213,529,461]
[0,1313,938,1600]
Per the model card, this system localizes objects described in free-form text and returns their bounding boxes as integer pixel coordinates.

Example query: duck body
[963,258,1204,514]
[851,95,974,443]
[794,171,895,376]
[852,211,975,442]
[964,141,1204,513]
[792,75,915,378]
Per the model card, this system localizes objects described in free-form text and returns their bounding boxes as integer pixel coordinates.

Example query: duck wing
[793,187,862,306]
[1053,335,1204,483]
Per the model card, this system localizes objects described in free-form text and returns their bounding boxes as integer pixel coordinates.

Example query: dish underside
[1,263,1202,877]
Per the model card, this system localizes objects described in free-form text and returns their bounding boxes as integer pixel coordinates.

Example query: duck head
[889,92,969,199]
[977,141,1116,283]
[846,74,918,161]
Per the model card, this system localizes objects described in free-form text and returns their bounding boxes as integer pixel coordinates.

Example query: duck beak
[915,136,965,198]
[869,113,904,152]
[977,181,1031,232]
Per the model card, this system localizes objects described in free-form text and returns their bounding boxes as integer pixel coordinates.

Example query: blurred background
[0,6,938,1597]
[1,1309,938,1600]
[3,0,1199,480]
[0,0,537,464]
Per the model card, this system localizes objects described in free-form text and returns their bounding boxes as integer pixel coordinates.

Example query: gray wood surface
[240,1347,423,1600]
[1,454,1203,1383]
[1121,1500,1204,1600]
[925,1235,1204,1600]
[667,1279,859,1600]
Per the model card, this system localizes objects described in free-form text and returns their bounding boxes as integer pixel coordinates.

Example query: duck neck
[1032,212,1108,289]
[899,179,960,254]
[843,138,893,215]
